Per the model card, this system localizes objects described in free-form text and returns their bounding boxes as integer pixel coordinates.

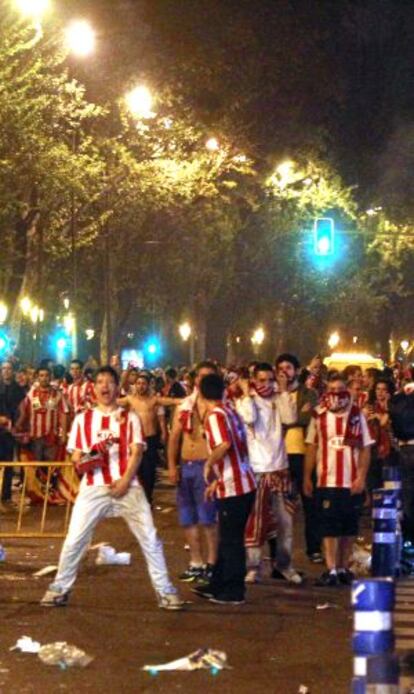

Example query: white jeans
[50,485,176,596]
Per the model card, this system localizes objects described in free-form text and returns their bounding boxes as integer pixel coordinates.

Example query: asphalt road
[0,480,357,694]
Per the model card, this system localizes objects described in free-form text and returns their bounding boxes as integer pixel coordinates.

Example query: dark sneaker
[314,571,339,587]
[308,552,324,564]
[40,589,69,607]
[337,569,355,586]
[178,565,204,583]
[209,596,245,606]
[192,585,214,599]
[197,563,214,585]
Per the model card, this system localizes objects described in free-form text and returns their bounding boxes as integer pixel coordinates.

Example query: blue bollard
[366,653,399,693]
[382,466,403,573]
[371,489,399,578]
[351,578,395,694]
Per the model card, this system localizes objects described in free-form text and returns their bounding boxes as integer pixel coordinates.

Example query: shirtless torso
[181,397,209,461]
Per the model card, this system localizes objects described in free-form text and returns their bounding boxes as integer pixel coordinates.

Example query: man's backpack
[389,392,414,441]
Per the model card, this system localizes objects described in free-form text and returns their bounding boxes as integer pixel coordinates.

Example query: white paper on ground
[33,565,58,577]
[10,636,41,654]
[95,545,131,565]
[142,648,229,672]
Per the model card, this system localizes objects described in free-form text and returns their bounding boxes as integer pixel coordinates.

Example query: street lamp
[179,322,194,364]
[65,19,96,57]
[251,327,265,346]
[85,329,95,341]
[179,322,192,342]
[20,296,32,316]
[0,302,8,326]
[328,331,340,350]
[15,0,50,20]
[206,137,219,152]
[125,86,154,119]
[401,340,410,353]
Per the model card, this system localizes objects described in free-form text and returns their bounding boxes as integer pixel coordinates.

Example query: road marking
[395,580,414,652]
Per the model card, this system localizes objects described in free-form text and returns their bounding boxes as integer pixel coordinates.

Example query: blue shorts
[177,460,217,527]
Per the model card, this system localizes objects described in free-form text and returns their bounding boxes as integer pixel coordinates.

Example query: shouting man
[41,366,183,611]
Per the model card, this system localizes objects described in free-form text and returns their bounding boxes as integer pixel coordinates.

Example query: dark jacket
[284,384,318,431]
[0,380,26,435]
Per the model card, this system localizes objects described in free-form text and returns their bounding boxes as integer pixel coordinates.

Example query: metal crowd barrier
[0,461,78,538]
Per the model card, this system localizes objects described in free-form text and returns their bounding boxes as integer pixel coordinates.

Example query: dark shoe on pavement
[308,552,324,564]
[314,571,339,587]
[337,569,355,586]
[197,563,214,585]
[192,585,214,600]
[209,596,245,606]
[178,565,204,583]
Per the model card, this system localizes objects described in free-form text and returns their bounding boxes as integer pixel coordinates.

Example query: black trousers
[210,491,255,601]
[138,435,159,505]
[0,434,15,502]
[289,453,321,556]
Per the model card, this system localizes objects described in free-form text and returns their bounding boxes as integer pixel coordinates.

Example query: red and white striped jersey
[67,407,144,487]
[67,379,96,415]
[306,408,373,488]
[204,404,256,499]
[22,387,69,440]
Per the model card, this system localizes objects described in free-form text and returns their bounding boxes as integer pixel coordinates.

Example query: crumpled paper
[95,545,131,565]
[10,636,41,654]
[142,648,230,673]
[38,642,93,668]
[10,637,93,668]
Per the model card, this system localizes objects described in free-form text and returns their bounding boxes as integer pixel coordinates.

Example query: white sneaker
[157,592,185,611]
[40,588,69,607]
[281,567,303,585]
[245,569,260,584]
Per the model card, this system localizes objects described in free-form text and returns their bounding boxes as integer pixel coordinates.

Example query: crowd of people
[0,351,413,608]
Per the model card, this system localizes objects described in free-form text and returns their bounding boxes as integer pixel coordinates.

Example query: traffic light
[0,331,9,355]
[144,336,161,364]
[314,217,334,256]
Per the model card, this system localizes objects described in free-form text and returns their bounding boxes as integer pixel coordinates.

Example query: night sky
[60,0,414,211]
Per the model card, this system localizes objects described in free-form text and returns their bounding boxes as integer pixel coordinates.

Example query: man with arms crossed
[41,366,183,610]
[304,373,373,586]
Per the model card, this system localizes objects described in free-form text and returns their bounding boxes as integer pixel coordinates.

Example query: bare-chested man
[168,361,218,584]
[119,373,178,504]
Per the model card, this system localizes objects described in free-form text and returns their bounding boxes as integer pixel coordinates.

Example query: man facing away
[41,366,183,610]
[236,362,302,584]
[304,373,373,586]
[193,373,256,605]
[168,361,218,583]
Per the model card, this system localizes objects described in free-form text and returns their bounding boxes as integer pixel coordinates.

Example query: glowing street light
[20,296,32,316]
[85,328,95,341]
[0,302,8,325]
[401,339,410,353]
[206,137,219,152]
[275,160,295,189]
[125,86,154,119]
[63,313,75,335]
[179,322,192,342]
[251,327,265,346]
[15,0,50,20]
[328,331,340,350]
[30,305,44,324]
[65,19,96,57]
